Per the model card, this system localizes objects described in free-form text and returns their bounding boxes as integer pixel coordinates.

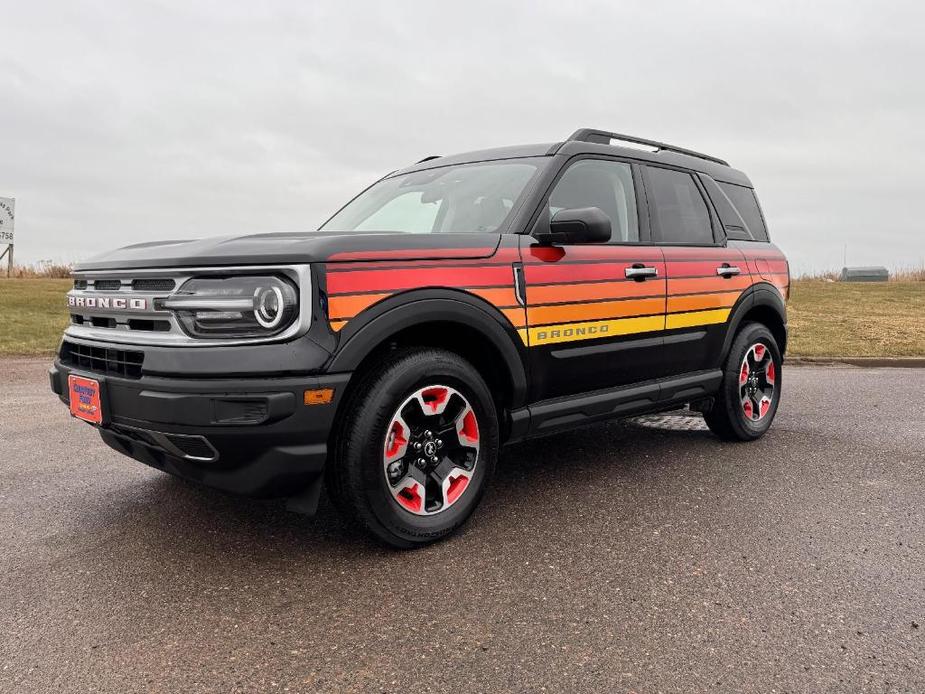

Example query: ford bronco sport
[50,128,789,548]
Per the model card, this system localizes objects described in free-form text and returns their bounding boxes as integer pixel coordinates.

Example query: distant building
[840,266,889,282]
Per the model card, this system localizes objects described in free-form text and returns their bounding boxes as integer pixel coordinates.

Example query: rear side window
[645,166,714,244]
[717,182,769,242]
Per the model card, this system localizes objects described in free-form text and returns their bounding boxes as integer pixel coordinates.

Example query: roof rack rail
[566,128,729,167]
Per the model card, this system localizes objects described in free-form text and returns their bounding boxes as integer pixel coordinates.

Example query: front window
[547,159,639,243]
[321,159,543,233]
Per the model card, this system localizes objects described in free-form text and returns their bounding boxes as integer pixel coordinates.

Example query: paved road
[1,360,923,693]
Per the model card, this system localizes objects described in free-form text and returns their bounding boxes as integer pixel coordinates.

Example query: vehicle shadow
[66,414,720,562]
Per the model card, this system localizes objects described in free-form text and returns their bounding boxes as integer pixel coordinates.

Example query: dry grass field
[787,279,925,357]
[0,278,72,356]
[0,276,922,358]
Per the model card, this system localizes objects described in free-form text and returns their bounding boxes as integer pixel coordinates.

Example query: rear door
[521,157,667,401]
[642,164,750,376]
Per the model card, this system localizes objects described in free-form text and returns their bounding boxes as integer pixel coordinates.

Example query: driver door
[521,158,667,401]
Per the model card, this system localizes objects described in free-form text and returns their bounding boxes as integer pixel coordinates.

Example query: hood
[74,231,503,271]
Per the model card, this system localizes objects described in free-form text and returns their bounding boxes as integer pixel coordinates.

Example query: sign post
[0,197,14,276]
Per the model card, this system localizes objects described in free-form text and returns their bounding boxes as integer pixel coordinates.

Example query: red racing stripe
[327,265,513,294]
[327,247,497,261]
[524,246,663,263]
[666,260,753,278]
[525,262,667,285]
[326,248,520,272]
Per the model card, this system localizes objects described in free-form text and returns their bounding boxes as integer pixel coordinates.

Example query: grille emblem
[67,295,148,310]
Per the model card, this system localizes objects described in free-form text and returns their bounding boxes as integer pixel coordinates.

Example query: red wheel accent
[396,483,423,513]
[421,387,449,412]
[445,474,469,504]
[739,342,777,423]
[459,410,479,443]
[384,420,407,459]
[384,385,479,517]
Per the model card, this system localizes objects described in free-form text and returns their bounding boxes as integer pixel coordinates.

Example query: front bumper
[50,344,350,503]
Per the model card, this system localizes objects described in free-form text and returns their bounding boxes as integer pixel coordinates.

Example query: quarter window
[548,160,639,243]
[646,166,714,244]
[717,182,769,242]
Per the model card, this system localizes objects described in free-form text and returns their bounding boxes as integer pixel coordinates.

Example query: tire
[704,322,782,442]
[326,348,499,549]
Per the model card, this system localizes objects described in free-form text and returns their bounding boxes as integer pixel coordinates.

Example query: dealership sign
[0,197,13,244]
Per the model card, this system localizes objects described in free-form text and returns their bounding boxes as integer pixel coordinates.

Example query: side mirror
[534,207,611,245]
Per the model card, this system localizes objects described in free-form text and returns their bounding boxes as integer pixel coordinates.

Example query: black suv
[51,128,789,547]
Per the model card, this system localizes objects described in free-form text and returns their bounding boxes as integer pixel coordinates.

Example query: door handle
[625,265,659,280]
[716,265,741,277]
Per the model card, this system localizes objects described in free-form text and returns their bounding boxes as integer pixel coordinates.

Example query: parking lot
[1,359,923,693]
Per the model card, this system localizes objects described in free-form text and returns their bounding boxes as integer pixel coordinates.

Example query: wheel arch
[721,284,788,360]
[327,290,529,414]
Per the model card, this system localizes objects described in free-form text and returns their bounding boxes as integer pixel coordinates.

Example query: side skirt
[506,369,722,441]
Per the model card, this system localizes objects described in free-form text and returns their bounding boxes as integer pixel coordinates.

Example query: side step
[508,369,722,440]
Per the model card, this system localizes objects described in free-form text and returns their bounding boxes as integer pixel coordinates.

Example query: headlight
[162,275,298,339]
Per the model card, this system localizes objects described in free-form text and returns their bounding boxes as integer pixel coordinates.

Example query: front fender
[326,290,529,408]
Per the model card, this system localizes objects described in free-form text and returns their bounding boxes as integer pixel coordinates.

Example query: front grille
[69,274,177,337]
[60,340,144,378]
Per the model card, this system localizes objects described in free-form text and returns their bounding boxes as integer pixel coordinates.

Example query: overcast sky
[2,0,923,274]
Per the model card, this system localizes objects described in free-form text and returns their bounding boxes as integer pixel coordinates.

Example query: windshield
[320,158,543,233]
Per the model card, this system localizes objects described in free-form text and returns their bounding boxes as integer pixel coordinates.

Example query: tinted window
[322,160,541,233]
[698,175,750,240]
[356,191,440,232]
[646,166,714,244]
[548,159,639,242]
[718,182,769,242]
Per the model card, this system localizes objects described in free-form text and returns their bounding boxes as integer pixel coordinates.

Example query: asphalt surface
[1,359,923,694]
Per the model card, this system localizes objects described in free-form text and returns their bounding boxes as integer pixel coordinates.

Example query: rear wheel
[704,322,782,441]
[326,348,498,548]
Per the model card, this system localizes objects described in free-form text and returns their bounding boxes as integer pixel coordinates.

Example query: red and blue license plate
[68,375,104,424]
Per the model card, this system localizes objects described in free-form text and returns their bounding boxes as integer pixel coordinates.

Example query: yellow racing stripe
[665,308,731,329]
[524,309,732,347]
[333,309,729,343]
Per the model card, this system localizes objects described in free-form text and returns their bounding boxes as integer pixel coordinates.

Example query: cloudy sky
[2,0,923,274]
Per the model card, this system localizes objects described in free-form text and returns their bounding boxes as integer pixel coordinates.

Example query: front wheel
[704,322,782,441]
[326,348,498,548]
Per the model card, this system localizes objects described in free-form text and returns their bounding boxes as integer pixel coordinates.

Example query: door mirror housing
[534,207,611,245]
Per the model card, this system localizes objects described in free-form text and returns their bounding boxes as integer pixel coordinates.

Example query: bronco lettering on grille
[68,295,147,311]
